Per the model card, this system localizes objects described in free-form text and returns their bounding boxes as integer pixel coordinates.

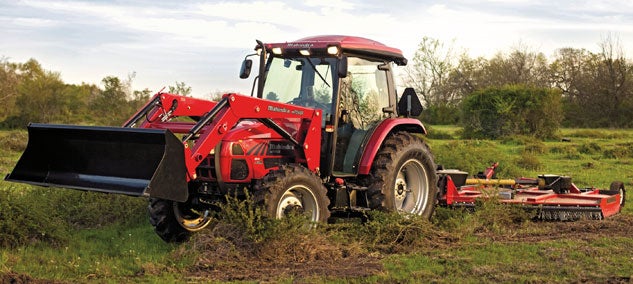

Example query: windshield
[262,57,337,126]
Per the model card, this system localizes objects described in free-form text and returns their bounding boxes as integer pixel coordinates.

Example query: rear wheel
[255,164,330,222]
[148,198,214,243]
[366,132,437,218]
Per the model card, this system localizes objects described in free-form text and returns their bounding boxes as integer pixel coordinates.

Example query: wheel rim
[619,188,625,205]
[276,185,320,221]
[393,158,430,214]
[173,202,212,232]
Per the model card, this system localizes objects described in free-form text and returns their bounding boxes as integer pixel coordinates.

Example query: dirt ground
[3,215,631,283]
[487,213,633,243]
[182,214,633,282]
[179,222,386,282]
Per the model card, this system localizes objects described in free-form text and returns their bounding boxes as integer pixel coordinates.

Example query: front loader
[6,35,437,242]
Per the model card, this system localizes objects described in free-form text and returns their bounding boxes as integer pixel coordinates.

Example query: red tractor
[6,35,437,242]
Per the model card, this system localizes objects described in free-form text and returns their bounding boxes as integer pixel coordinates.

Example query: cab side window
[339,58,390,130]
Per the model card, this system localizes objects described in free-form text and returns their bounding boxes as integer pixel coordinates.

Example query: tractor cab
[241,35,417,177]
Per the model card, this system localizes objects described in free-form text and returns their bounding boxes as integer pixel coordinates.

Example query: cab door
[333,57,394,175]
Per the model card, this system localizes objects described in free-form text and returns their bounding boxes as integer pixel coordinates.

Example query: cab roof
[265,35,407,66]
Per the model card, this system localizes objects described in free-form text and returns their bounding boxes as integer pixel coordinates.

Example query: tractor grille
[196,156,216,180]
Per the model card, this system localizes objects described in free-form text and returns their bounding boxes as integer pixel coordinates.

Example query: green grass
[1,127,632,283]
[1,222,186,282]
[429,127,633,190]
[377,237,633,283]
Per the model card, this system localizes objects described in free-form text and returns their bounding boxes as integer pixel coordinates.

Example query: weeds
[0,131,27,152]
[2,127,633,282]
[516,152,542,170]
[433,140,503,174]
[433,197,534,237]
[603,145,632,159]
[567,129,629,139]
[177,194,382,282]
[351,211,448,254]
[578,142,602,155]
[426,129,454,140]
[0,188,70,248]
[522,141,547,154]
[0,187,146,248]
[501,135,543,146]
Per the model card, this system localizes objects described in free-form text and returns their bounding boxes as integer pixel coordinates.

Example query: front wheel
[366,132,437,219]
[148,198,214,243]
[255,164,330,222]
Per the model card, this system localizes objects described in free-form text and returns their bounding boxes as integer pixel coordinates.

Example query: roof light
[299,49,311,56]
[327,45,339,55]
[272,47,282,54]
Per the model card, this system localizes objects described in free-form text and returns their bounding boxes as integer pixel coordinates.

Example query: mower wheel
[367,132,437,219]
[256,164,330,222]
[610,181,626,209]
[148,198,214,243]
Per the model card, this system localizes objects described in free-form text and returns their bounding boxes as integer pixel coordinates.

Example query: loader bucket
[5,123,188,202]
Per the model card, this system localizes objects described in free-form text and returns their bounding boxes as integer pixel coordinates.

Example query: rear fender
[357,118,426,175]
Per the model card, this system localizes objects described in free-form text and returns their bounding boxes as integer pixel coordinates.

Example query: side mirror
[338,56,348,78]
[240,59,253,79]
[397,87,423,117]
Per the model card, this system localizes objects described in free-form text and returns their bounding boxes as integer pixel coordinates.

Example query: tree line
[404,35,633,129]
[2,34,632,131]
[0,58,192,128]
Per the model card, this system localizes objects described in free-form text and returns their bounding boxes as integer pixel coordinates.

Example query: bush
[0,188,70,248]
[0,187,146,248]
[461,85,562,139]
[420,104,461,125]
[216,192,272,243]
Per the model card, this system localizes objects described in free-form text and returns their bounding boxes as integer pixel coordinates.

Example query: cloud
[3,0,633,96]
[9,17,61,27]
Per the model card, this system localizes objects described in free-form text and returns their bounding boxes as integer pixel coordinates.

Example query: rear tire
[148,198,214,243]
[366,132,437,219]
[255,164,330,222]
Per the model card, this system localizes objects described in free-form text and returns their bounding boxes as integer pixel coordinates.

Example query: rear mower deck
[437,165,625,221]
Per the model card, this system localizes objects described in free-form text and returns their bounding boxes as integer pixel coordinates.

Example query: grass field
[1,127,632,283]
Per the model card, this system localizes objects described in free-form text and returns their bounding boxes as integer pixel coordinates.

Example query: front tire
[256,164,330,222]
[148,198,214,243]
[366,132,437,218]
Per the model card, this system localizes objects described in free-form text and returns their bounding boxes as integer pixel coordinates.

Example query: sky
[2,0,633,98]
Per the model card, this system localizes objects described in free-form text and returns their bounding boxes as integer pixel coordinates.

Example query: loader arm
[124,93,219,130]
[6,92,322,203]
[176,93,323,181]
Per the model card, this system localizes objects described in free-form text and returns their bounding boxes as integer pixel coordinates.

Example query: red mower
[437,163,626,220]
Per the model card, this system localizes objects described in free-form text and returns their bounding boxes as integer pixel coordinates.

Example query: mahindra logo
[286,43,313,48]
